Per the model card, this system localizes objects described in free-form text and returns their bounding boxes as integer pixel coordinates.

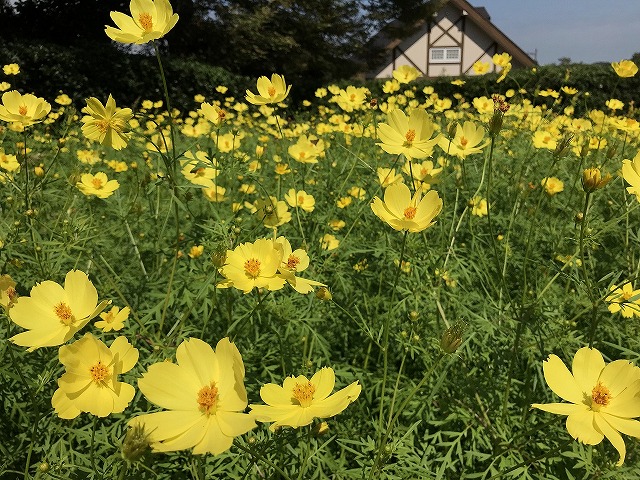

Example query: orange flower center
[591,382,611,407]
[459,137,468,147]
[286,255,300,270]
[138,12,153,32]
[405,129,416,145]
[89,361,110,384]
[299,151,306,159]
[92,177,105,189]
[244,258,261,278]
[197,382,219,415]
[97,119,110,134]
[18,105,28,116]
[268,86,276,97]
[6,286,17,302]
[194,167,206,177]
[622,287,633,301]
[292,381,315,407]
[297,195,305,204]
[54,302,75,325]
[403,206,417,219]
[543,135,551,144]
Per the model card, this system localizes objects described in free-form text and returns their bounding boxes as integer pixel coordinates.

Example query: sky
[474,0,640,65]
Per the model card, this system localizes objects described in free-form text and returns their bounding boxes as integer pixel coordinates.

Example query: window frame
[430,47,461,63]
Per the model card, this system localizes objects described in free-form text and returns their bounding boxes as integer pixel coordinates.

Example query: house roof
[365,0,536,73]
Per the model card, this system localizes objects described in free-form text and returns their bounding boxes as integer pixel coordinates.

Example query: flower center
[299,151,306,159]
[591,382,611,408]
[298,195,305,204]
[268,86,276,98]
[286,255,300,270]
[6,286,17,303]
[197,382,219,415]
[403,206,417,219]
[89,361,110,384]
[92,177,104,189]
[292,381,315,407]
[97,119,110,134]
[54,302,75,325]
[244,258,261,278]
[405,129,416,145]
[138,12,153,32]
[18,105,28,116]
[194,167,206,177]
[459,137,468,147]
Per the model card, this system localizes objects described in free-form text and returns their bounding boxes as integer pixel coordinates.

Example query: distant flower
[52,333,138,419]
[284,189,315,212]
[76,172,120,199]
[320,234,340,251]
[245,74,291,105]
[561,86,578,95]
[55,93,72,106]
[0,90,51,126]
[0,274,18,311]
[199,102,226,126]
[541,177,564,196]
[250,367,361,430]
[450,79,465,86]
[188,245,204,259]
[611,60,638,78]
[392,65,420,84]
[532,130,558,150]
[492,53,512,68]
[288,135,320,164]
[377,167,403,188]
[81,95,133,150]
[532,346,640,466]
[3,64,19,75]
[105,0,179,45]
[218,238,286,293]
[0,150,19,172]
[470,196,488,217]
[606,282,640,318]
[129,338,256,454]
[377,108,439,160]
[95,306,130,332]
[472,61,490,75]
[621,151,640,202]
[605,99,624,111]
[438,121,488,158]
[371,182,442,233]
[333,85,369,112]
[9,270,109,352]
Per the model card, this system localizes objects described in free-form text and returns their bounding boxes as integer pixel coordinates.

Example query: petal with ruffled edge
[565,409,603,445]
[543,354,584,405]
[572,347,605,394]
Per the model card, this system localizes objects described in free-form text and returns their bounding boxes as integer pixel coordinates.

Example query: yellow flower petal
[565,409,603,445]
[572,346,605,394]
[543,354,584,404]
[594,413,626,466]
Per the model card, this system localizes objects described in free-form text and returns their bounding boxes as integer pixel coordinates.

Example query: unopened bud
[575,212,584,223]
[38,462,50,473]
[409,311,419,322]
[211,245,227,268]
[606,145,617,159]
[440,321,466,354]
[34,165,45,177]
[315,286,332,301]
[553,134,573,158]
[582,167,611,193]
[312,421,330,436]
[121,424,151,462]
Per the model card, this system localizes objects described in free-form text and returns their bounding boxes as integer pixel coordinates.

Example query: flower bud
[211,245,227,268]
[582,167,612,193]
[440,321,466,354]
[312,421,330,436]
[121,424,150,462]
[315,286,332,301]
[553,134,573,158]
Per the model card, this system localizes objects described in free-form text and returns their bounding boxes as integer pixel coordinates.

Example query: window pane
[431,49,444,60]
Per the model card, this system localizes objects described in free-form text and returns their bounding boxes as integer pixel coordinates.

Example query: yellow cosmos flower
[218,238,286,293]
[377,167,403,187]
[245,74,291,105]
[0,150,20,172]
[199,101,227,126]
[95,306,130,332]
[377,108,439,160]
[284,189,315,212]
[249,367,361,431]
[532,347,640,466]
[9,270,109,352]
[203,185,227,202]
[180,150,219,188]
[606,282,640,318]
[333,86,368,112]
[611,59,638,78]
[81,95,133,150]
[105,0,179,45]
[3,63,19,75]
[0,90,51,126]
[392,65,419,84]
[492,52,512,68]
[371,182,442,233]
[621,151,640,202]
[52,333,138,419]
[275,236,325,294]
[438,121,488,158]
[470,196,488,217]
[402,160,442,186]
[55,93,72,105]
[320,234,340,251]
[288,135,320,164]
[541,176,564,196]
[129,338,256,455]
[472,60,490,75]
[76,172,120,199]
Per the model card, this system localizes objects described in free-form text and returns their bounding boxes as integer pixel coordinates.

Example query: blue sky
[475,0,640,65]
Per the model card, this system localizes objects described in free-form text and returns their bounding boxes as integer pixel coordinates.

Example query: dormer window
[430,47,461,63]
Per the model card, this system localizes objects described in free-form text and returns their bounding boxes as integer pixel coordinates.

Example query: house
[367,0,536,79]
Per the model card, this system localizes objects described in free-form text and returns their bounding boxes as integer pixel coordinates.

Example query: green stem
[377,230,409,443]
[233,440,292,480]
[152,40,176,166]
[90,416,98,472]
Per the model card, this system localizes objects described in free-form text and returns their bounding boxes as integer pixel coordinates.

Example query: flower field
[2,2,640,479]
